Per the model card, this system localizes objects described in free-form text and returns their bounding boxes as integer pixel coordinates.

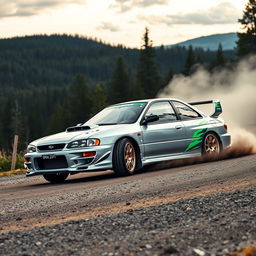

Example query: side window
[145,101,177,124]
[172,101,201,120]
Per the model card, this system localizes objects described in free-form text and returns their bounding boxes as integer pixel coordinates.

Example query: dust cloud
[158,55,256,164]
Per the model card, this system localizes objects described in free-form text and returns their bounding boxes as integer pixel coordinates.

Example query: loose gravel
[1,187,255,256]
[1,155,255,231]
[0,174,41,186]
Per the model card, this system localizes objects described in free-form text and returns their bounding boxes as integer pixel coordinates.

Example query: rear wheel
[113,138,138,176]
[202,133,221,156]
[43,173,69,183]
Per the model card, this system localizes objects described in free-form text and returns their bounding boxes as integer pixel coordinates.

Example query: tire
[43,173,69,183]
[113,138,138,176]
[202,132,221,157]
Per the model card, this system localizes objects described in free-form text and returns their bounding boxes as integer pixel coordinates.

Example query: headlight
[27,145,36,153]
[67,139,100,148]
[87,138,100,147]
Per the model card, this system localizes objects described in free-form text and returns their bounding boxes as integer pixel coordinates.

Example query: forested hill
[0,34,235,152]
[0,34,234,90]
[0,34,138,89]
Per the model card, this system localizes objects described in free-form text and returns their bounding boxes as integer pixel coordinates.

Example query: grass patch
[0,154,24,173]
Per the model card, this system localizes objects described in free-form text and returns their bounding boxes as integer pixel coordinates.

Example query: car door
[171,101,207,153]
[141,101,187,159]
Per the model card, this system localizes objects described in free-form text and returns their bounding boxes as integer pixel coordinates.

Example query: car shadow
[29,160,196,187]
[29,171,117,187]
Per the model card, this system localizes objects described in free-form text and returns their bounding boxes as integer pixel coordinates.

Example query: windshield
[85,102,147,126]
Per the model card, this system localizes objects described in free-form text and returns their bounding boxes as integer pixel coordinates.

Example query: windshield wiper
[97,123,118,126]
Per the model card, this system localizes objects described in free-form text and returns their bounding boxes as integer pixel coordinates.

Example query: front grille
[37,144,65,151]
[35,156,68,170]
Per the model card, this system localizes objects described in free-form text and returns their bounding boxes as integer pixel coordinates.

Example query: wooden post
[11,135,19,170]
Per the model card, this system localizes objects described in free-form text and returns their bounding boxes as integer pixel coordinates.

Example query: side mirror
[76,123,82,127]
[141,115,159,125]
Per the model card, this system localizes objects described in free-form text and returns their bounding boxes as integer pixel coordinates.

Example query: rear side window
[145,101,178,124]
[172,101,201,120]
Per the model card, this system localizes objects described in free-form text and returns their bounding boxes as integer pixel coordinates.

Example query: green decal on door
[185,121,208,152]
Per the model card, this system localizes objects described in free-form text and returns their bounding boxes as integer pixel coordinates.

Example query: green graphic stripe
[185,127,207,152]
[192,128,205,138]
[185,139,202,152]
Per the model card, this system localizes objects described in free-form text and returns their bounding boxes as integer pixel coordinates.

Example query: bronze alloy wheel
[204,133,220,155]
[124,142,136,172]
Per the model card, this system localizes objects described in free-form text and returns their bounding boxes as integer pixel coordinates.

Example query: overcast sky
[0,0,247,47]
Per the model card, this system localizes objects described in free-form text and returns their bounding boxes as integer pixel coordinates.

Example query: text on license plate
[42,155,56,160]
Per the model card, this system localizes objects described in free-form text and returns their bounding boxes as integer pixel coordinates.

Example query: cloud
[138,2,240,25]
[110,0,169,13]
[168,2,240,25]
[97,22,120,32]
[0,0,85,18]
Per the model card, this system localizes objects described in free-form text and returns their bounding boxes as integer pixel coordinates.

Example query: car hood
[31,124,129,146]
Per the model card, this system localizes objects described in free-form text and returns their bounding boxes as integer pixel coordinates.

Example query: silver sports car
[24,98,231,183]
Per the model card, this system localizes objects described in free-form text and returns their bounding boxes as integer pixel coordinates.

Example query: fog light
[82,152,96,157]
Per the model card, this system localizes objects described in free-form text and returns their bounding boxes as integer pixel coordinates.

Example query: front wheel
[202,133,221,156]
[43,173,69,183]
[113,138,138,176]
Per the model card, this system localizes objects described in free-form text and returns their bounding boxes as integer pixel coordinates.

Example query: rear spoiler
[189,100,222,118]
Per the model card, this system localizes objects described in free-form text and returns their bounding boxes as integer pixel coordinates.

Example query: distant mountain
[169,33,238,51]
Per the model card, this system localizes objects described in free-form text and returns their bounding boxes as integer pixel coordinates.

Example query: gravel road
[0,154,255,255]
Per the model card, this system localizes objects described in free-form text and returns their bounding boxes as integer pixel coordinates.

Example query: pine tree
[27,97,46,141]
[210,43,226,70]
[129,81,145,100]
[11,101,27,151]
[92,84,108,114]
[47,103,68,134]
[11,101,22,137]
[108,57,130,104]
[66,74,92,125]
[183,45,196,76]
[47,75,92,133]
[195,55,203,65]
[136,27,162,98]
[1,100,13,152]
[165,67,174,85]
[237,0,256,57]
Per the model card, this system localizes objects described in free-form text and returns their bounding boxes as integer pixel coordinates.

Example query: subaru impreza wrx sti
[24,98,231,183]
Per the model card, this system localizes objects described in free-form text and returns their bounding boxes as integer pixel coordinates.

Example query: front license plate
[42,155,56,160]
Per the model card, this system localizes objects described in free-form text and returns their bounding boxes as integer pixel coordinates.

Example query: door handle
[175,125,182,129]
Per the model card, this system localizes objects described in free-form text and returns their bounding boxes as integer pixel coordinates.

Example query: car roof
[110,98,207,117]
[112,98,183,106]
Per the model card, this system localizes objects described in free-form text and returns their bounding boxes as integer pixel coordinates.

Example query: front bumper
[24,144,113,176]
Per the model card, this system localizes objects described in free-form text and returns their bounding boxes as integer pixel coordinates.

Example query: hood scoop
[66,126,91,132]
